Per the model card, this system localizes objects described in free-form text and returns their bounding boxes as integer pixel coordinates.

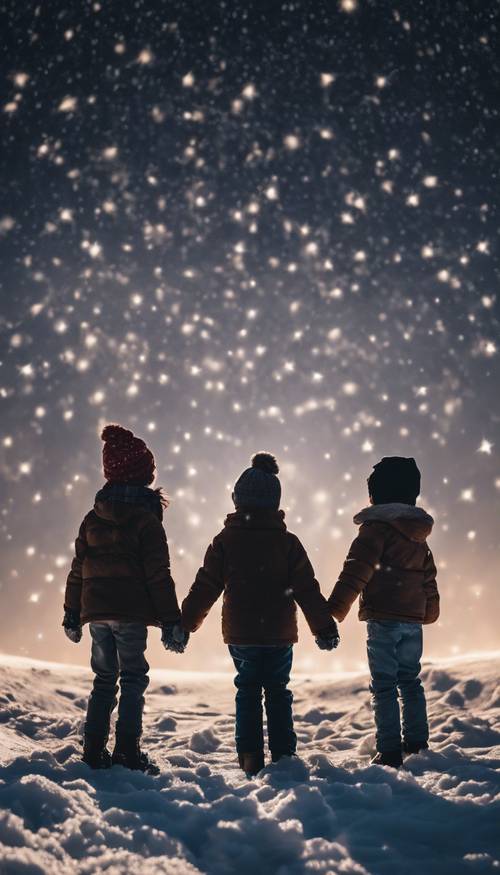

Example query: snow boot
[271,751,297,764]
[371,750,403,768]
[238,751,264,776]
[82,734,111,769]
[112,733,160,775]
[403,740,429,754]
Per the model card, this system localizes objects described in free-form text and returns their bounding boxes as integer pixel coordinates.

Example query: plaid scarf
[95,483,163,520]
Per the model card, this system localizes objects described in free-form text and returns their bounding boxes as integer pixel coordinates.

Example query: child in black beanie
[329,457,440,768]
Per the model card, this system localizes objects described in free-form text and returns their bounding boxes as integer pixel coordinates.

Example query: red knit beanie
[101,424,156,485]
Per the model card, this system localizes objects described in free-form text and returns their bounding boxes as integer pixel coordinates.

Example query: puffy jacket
[182,509,337,645]
[64,497,180,626]
[328,503,439,624]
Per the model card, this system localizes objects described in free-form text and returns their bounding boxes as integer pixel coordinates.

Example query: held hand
[63,609,82,644]
[162,623,190,654]
[315,622,340,651]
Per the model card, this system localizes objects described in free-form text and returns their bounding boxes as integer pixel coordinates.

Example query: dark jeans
[366,620,429,753]
[84,622,149,739]
[229,645,297,757]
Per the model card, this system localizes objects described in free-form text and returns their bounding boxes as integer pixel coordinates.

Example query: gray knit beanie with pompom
[233,452,281,510]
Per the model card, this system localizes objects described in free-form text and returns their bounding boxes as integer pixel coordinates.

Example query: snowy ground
[0,653,499,875]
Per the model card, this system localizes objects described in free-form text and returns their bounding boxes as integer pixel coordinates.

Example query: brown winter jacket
[64,497,181,626]
[328,504,439,624]
[181,509,337,645]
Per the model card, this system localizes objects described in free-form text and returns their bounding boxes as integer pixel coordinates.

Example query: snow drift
[0,653,499,874]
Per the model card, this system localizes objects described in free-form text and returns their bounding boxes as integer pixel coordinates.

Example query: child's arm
[181,538,224,633]
[139,517,181,624]
[289,536,339,636]
[64,518,88,615]
[422,548,440,624]
[328,523,385,621]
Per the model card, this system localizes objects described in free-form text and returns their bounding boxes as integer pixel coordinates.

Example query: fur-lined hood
[353,503,434,543]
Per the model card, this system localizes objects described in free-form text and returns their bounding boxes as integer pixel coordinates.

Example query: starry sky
[1,0,499,671]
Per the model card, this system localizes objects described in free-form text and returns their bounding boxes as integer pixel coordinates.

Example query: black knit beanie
[367,456,421,505]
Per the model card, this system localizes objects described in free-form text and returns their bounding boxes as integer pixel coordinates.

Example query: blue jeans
[84,622,149,739]
[229,645,297,757]
[366,620,429,752]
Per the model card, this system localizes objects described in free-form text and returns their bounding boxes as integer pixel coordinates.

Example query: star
[478,439,493,455]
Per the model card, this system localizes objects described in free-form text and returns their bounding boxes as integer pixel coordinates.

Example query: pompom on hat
[233,452,281,510]
[101,424,156,485]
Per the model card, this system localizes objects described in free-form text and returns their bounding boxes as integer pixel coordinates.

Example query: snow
[0,653,499,874]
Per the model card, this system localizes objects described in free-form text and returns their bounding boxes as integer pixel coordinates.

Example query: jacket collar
[353,503,434,542]
[94,483,163,521]
[224,509,287,531]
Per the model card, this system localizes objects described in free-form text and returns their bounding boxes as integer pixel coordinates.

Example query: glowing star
[137,48,154,65]
[362,440,374,453]
[58,96,77,112]
[284,134,300,150]
[0,216,15,234]
[242,83,257,99]
[14,72,29,87]
[406,193,420,207]
[423,175,438,188]
[182,71,195,87]
[265,185,279,201]
[460,488,474,502]
[340,0,357,11]
[478,439,493,455]
[320,73,335,87]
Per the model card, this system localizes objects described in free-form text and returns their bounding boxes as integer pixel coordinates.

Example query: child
[328,456,440,768]
[181,452,339,776]
[63,424,184,773]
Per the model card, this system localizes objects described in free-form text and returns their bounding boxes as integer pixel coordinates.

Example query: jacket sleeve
[139,517,181,624]
[64,518,88,614]
[422,547,440,624]
[181,537,225,633]
[289,536,338,635]
[328,522,386,621]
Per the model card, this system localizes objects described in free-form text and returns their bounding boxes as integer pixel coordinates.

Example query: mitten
[162,623,190,654]
[63,608,82,643]
[315,622,340,651]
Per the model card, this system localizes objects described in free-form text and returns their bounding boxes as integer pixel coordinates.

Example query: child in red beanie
[63,424,186,773]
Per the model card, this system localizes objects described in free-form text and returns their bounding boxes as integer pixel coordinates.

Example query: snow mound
[0,653,499,874]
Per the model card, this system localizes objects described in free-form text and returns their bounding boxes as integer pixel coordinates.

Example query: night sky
[1,0,499,670]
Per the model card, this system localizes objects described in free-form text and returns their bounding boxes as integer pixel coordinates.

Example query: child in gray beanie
[181,452,339,776]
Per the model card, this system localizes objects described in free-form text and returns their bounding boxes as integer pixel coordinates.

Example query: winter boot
[403,740,429,754]
[271,751,297,764]
[112,733,160,775]
[82,734,111,769]
[371,750,403,768]
[238,751,265,776]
